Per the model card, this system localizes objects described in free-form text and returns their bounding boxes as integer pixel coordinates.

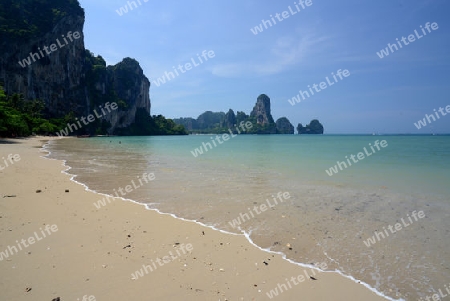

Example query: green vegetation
[0,1,186,137]
[0,85,115,138]
[0,86,66,137]
[0,0,84,41]
[84,51,121,110]
[246,120,277,134]
[0,86,187,137]
[173,112,225,134]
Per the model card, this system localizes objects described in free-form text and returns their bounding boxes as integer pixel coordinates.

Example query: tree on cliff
[0,86,63,137]
[0,0,84,41]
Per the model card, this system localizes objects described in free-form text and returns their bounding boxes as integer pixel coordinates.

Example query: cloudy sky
[78,0,450,134]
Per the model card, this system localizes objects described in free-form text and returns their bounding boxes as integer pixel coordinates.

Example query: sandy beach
[0,137,389,301]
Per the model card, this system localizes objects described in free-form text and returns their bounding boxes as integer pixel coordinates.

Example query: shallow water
[46,135,450,300]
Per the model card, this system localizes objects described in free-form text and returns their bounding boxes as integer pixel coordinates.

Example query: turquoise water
[187,134,450,195]
[47,135,450,301]
[72,134,450,195]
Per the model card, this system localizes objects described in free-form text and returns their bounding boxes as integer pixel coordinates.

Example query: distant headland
[173,94,324,134]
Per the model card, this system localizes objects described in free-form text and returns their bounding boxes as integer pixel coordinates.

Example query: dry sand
[0,137,389,301]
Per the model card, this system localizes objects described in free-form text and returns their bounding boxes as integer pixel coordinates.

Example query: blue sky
[78,0,450,134]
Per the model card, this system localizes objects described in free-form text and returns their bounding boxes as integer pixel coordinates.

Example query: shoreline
[0,137,394,300]
[45,138,402,301]
[42,137,403,301]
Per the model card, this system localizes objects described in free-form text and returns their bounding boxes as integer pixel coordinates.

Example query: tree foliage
[0,0,84,41]
[0,85,63,137]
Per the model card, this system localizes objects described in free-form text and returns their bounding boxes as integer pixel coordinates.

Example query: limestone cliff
[173,94,296,134]
[249,94,276,134]
[297,119,324,134]
[0,1,86,117]
[276,117,294,134]
[220,109,237,129]
[85,56,151,133]
[0,0,151,134]
[250,94,275,126]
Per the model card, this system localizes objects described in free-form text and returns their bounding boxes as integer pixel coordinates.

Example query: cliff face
[250,94,275,126]
[0,12,87,117]
[297,119,324,134]
[220,109,237,128]
[86,56,151,133]
[172,117,197,131]
[249,94,276,134]
[197,111,225,129]
[276,117,294,134]
[0,0,151,134]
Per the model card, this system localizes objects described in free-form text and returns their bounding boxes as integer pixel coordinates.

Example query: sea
[45,134,450,301]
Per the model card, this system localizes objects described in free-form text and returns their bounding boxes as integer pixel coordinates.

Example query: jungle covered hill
[0,0,186,137]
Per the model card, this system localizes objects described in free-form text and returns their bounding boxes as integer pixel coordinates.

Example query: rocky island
[297,120,324,134]
[174,94,324,134]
